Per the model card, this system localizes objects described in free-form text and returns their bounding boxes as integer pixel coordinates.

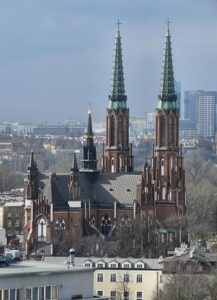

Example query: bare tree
[185,155,217,243]
[152,272,217,300]
[115,272,131,300]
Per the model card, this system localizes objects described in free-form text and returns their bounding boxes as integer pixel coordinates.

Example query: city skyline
[0,0,216,122]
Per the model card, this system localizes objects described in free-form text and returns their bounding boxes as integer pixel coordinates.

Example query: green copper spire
[158,19,177,109]
[108,20,127,109]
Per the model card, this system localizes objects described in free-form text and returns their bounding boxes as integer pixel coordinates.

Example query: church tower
[139,21,186,224]
[26,151,38,200]
[102,21,133,173]
[153,20,186,222]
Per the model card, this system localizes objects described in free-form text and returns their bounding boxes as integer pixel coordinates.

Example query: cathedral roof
[37,172,141,209]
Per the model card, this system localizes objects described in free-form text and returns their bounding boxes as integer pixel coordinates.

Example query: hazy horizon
[0,0,216,123]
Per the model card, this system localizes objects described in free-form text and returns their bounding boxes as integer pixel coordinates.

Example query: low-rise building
[0,260,108,300]
[44,256,163,300]
[0,200,24,248]
[3,202,24,247]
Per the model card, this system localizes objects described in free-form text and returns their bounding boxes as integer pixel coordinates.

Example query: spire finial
[166,18,171,36]
[158,19,177,108]
[86,105,93,138]
[108,20,127,107]
[166,18,171,28]
[116,19,122,31]
[88,102,91,115]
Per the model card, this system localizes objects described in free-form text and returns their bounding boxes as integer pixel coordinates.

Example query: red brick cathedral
[23,21,186,256]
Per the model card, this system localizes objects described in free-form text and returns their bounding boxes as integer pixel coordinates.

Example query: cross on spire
[158,18,176,106]
[88,102,91,114]
[116,19,122,31]
[165,18,171,35]
[166,18,171,27]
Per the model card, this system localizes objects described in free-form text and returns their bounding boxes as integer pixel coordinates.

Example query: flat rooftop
[0,260,94,277]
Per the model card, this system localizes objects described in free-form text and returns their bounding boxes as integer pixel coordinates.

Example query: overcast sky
[0,0,216,123]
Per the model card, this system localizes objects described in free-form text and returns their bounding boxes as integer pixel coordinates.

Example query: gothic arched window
[160,116,165,147]
[101,216,112,235]
[118,116,123,145]
[169,116,174,145]
[37,217,47,242]
[110,115,115,146]
[111,157,115,173]
[161,158,165,176]
[121,216,132,227]
[90,216,96,226]
[162,187,166,200]
[55,217,66,231]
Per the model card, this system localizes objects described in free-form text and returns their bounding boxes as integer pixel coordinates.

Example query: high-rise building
[184,90,198,123]
[196,92,217,138]
[184,90,217,138]
[175,81,181,116]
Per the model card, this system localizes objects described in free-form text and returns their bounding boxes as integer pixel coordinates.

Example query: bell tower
[139,20,186,225]
[153,20,186,221]
[102,20,133,173]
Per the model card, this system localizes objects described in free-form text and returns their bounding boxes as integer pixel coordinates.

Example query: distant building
[0,228,6,248]
[33,124,85,137]
[184,90,217,139]
[3,202,24,247]
[175,81,181,116]
[12,123,34,135]
[130,117,146,136]
[0,122,85,137]
[184,90,198,124]
[146,112,155,136]
[196,91,217,138]
[179,119,197,139]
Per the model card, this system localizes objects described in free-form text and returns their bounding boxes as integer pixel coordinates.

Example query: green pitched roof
[158,20,177,109]
[108,20,127,109]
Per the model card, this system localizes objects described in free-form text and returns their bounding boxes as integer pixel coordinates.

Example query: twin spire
[28,20,177,175]
[109,18,177,111]
[108,20,127,109]
[159,19,177,109]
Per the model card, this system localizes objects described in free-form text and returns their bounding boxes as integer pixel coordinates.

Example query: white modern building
[0,260,108,300]
[184,90,217,139]
[196,92,217,138]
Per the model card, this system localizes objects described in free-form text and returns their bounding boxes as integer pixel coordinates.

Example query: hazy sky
[0,0,216,123]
